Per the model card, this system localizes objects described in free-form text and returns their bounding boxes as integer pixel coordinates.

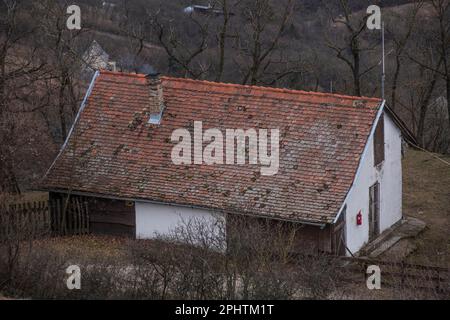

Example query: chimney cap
[146,70,160,79]
[145,66,160,79]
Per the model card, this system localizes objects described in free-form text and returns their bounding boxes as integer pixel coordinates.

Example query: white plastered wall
[135,202,224,245]
[344,111,403,254]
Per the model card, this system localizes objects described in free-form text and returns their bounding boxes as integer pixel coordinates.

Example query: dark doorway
[369,182,380,241]
[332,206,346,256]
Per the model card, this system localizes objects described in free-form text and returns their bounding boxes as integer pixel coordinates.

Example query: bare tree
[232,0,298,85]
[323,0,378,96]
[385,0,423,111]
[408,0,450,134]
[0,0,46,193]
[35,0,87,143]
[147,6,212,79]
[214,0,234,82]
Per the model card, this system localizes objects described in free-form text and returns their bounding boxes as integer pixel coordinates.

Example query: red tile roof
[41,71,382,224]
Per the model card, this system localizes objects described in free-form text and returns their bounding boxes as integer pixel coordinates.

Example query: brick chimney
[146,72,165,124]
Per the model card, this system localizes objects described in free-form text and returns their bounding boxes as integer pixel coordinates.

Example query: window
[148,112,162,125]
[374,114,385,166]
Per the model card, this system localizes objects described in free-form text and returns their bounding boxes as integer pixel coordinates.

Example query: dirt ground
[402,149,450,267]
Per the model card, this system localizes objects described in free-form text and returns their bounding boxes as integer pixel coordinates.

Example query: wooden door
[369,182,380,241]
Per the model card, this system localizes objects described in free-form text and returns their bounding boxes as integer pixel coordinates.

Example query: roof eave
[384,104,418,146]
[38,187,329,227]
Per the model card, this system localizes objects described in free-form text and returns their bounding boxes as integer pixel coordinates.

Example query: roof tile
[41,71,382,224]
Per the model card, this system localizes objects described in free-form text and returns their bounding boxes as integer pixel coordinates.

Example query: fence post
[84,200,90,234]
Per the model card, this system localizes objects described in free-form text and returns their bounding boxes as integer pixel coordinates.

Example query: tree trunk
[390,55,402,110]
[0,145,21,194]
[417,69,440,146]
[215,0,229,82]
[0,57,20,194]
[58,73,68,143]
[447,78,450,132]
[352,39,361,96]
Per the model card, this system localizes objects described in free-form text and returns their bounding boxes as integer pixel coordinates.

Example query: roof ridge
[161,76,382,102]
[101,70,147,78]
[99,70,382,102]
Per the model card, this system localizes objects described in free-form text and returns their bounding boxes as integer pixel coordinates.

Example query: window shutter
[374,114,385,166]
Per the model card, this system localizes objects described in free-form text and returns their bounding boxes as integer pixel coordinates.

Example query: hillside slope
[403,149,450,266]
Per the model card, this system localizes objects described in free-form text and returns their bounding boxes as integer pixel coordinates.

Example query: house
[40,70,416,256]
[183,4,229,16]
[101,2,117,19]
[82,40,117,74]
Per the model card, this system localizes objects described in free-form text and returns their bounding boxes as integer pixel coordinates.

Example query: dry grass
[32,235,129,261]
[7,191,48,205]
[19,192,48,202]
[403,149,450,266]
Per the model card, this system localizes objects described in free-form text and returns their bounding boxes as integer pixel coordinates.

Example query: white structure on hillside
[82,40,116,73]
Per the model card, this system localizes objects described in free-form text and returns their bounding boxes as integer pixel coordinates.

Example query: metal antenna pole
[381,21,385,101]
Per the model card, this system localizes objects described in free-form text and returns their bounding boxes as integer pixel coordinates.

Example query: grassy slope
[403,149,450,266]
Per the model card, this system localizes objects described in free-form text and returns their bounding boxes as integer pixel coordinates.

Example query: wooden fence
[49,197,90,236]
[1,198,90,238]
[289,252,449,295]
[2,201,51,239]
